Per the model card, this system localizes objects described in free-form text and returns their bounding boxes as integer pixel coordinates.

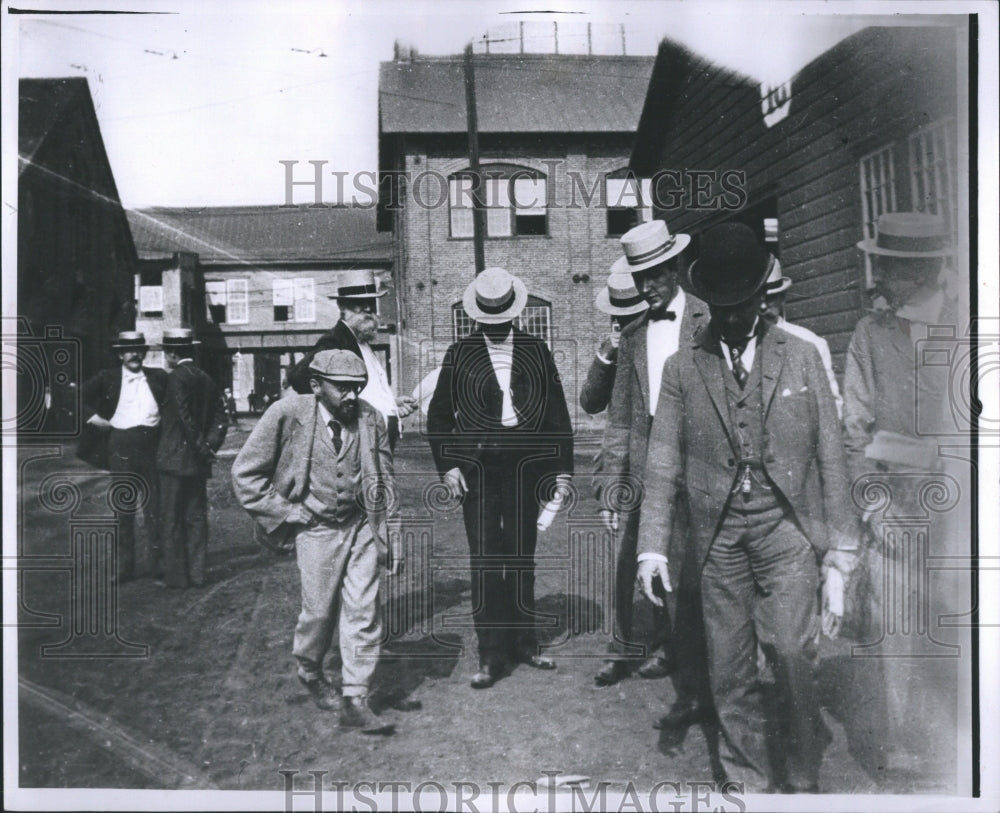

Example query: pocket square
[799,385,809,392]
[781,388,792,396]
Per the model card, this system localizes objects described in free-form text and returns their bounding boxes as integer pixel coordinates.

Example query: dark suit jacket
[156,361,228,477]
[287,320,363,394]
[579,355,617,416]
[81,365,169,420]
[426,327,573,481]
[638,321,859,584]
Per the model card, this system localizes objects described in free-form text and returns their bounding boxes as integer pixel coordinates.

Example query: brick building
[628,21,968,372]
[377,52,656,429]
[127,206,394,411]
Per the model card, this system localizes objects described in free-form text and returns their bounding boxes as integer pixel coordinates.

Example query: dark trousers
[461,449,542,667]
[387,415,400,453]
[665,582,714,707]
[159,471,208,588]
[609,509,669,660]
[107,426,161,580]
[701,500,821,792]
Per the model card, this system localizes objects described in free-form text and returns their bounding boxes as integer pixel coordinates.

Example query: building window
[273,278,315,323]
[858,145,898,289]
[909,118,956,232]
[137,268,163,316]
[449,165,548,238]
[451,295,552,346]
[206,279,248,325]
[605,172,652,237]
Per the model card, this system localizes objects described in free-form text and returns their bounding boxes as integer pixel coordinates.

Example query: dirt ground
[14,418,960,796]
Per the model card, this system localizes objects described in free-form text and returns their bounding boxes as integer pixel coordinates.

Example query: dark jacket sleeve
[542,342,574,476]
[203,378,229,453]
[579,354,617,415]
[601,326,636,484]
[81,369,111,420]
[425,343,458,477]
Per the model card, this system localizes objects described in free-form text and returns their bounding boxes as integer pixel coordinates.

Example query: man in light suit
[597,221,712,730]
[232,350,400,732]
[637,223,860,793]
[80,331,168,581]
[427,267,574,689]
[155,329,228,589]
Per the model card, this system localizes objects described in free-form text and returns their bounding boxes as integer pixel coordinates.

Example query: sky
[7,0,927,208]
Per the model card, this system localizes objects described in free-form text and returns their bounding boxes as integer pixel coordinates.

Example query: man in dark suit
[636,223,860,792]
[427,267,574,689]
[155,328,228,589]
[80,331,168,581]
[288,269,416,450]
[597,222,712,727]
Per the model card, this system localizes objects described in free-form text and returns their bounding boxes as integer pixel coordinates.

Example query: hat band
[626,235,676,266]
[609,291,644,308]
[161,337,194,346]
[477,288,517,315]
[876,231,950,253]
[765,279,785,291]
[339,283,379,297]
[114,339,148,346]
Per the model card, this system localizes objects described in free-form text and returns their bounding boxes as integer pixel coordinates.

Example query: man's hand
[86,415,112,429]
[395,395,418,418]
[637,558,672,607]
[597,335,619,363]
[822,548,859,578]
[285,504,316,527]
[387,556,405,577]
[443,468,468,499]
[599,509,619,532]
[553,473,573,501]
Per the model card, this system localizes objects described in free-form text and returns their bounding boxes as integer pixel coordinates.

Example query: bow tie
[648,310,677,322]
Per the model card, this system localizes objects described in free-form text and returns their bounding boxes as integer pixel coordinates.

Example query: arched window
[449,163,548,238]
[452,295,552,346]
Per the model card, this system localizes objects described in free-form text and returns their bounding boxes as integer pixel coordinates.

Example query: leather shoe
[636,655,672,679]
[470,663,501,689]
[653,698,713,730]
[298,675,339,711]
[340,695,393,734]
[594,660,630,686]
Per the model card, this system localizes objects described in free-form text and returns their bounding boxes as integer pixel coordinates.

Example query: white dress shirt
[110,367,160,429]
[646,288,686,417]
[485,331,518,426]
[357,340,398,422]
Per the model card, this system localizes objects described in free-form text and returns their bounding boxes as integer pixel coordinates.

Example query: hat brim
[463,276,528,324]
[310,374,367,383]
[688,258,772,307]
[332,290,388,300]
[111,343,150,351]
[611,233,691,276]
[158,340,202,348]
[766,277,792,295]
[595,288,649,316]
[856,238,953,257]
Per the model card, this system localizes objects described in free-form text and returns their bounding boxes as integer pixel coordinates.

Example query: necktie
[648,310,677,322]
[328,420,343,455]
[728,341,749,389]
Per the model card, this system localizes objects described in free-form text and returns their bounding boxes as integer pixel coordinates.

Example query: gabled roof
[379,54,656,134]
[127,206,393,264]
[19,77,93,171]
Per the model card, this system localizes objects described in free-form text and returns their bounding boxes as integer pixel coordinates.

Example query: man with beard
[233,350,401,732]
[427,267,573,688]
[636,223,860,792]
[289,270,416,450]
[80,331,168,581]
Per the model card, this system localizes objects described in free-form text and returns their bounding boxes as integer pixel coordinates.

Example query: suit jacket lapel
[470,332,503,419]
[335,320,362,356]
[760,322,786,418]
[633,318,650,411]
[692,330,737,452]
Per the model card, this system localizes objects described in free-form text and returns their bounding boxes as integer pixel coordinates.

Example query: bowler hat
[332,269,387,300]
[595,271,649,316]
[308,349,368,383]
[611,220,691,276]
[160,328,201,348]
[857,212,952,257]
[111,331,149,350]
[763,254,791,295]
[689,223,770,306]
[462,267,528,324]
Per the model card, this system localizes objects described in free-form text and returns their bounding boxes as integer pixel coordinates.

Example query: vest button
[738,421,747,428]
[727,458,735,467]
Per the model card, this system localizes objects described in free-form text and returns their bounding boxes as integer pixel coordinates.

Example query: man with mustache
[79,331,168,581]
[289,270,416,451]
[233,350,401,732]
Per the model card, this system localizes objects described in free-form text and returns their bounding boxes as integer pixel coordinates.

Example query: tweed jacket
[81,365,169,420]
[231,395,395,561]
[156,361,228,477]
[426,327,573,480]
[600,292,708,493]
[579,354,617,416]
[637,321,859,582]
[287,320,363,394]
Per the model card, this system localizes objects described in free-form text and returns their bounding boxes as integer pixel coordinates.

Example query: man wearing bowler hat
[233,350,402,731]
[427,267,573,688]
[289,269,417,450]
[597,221,713,734]
[636,222,860,792]
[156,328,229,589]
[80,331,169,581]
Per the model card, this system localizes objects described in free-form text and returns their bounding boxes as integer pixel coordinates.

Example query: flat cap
[308,349,368,383]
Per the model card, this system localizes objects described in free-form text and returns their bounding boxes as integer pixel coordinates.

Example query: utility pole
[463,43,486,274]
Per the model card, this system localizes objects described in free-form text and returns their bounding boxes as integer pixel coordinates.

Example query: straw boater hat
[688,222,770,306]
[160,328,201,348]
[111,331,150,350]
[763,254,792,295]
[856,212,953,257]
[462,267,528,324]
[308,349,368,383]
[611,220,691,277]
[332,269,387,300]
[595,271,649,316]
